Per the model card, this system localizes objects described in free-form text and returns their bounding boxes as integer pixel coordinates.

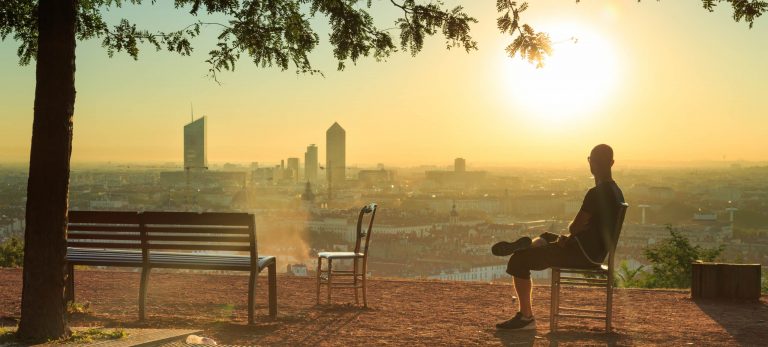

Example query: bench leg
[65,263,75,303]
[139,267,151,321]
[268,262,277,318]
[327,259,333,304]
[248,270,257,325]
[316,258,322,305]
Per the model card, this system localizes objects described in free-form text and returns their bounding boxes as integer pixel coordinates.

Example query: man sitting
[493,144,625,330]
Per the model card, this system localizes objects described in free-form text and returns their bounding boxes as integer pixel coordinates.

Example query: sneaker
[491,237,532,256]
[496,312,536,330]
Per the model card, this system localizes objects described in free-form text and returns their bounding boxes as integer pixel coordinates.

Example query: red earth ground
[1,268,766,346]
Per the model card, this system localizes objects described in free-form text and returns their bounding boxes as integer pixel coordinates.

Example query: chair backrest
[606,203,629,269]
[353,203,378,256]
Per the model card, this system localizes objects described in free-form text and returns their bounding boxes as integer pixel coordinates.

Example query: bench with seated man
[492,144,625,330]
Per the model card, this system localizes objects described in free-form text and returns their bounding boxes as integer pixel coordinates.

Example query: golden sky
[0,1,766,167]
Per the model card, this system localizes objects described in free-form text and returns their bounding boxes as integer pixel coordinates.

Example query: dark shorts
[506,243,594,279]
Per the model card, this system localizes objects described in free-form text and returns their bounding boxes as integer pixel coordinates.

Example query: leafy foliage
[701,0,767,28]
[1,0,477,80]
[496,1,551,68]
[616,260,647,288]
[2,0,764,74]
[0,237,24,268]
[643,225,724,288]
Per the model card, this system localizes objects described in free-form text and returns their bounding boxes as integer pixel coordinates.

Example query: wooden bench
[65,211,277,324]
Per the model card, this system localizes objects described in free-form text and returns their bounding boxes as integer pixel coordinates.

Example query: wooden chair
[316,203,377,306]
[550,202,629,332]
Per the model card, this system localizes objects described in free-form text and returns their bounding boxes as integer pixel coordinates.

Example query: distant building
[183,117,207,170]
[358,169,396,185]
[454,158,466,172]
[287,157,300,183]
[326,122,346,186]
[449,203,459,225]
[304,144,318,183]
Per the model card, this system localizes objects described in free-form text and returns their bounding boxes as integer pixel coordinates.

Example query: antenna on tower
[190,102,194,122]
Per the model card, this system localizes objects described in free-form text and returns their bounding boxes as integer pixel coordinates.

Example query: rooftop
[0,269,765,346]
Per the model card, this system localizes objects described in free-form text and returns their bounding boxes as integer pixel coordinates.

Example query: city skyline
[1,2,767,166]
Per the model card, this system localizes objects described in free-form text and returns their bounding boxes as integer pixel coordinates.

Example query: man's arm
[556,210,592,247]
[568,209,592,236]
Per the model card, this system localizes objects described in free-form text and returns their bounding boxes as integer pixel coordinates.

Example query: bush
[643,225,723,288]
[616,260,648,288]
[0,237,24,267]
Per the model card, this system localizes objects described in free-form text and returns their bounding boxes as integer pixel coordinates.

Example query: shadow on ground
[695,298,768,346]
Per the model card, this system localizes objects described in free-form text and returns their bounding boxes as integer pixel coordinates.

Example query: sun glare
[502,23,620,125]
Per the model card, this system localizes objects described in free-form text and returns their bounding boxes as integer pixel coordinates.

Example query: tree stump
[691,262,761,300]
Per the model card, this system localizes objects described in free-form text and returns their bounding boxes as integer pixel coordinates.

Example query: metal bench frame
[65,211,277,324]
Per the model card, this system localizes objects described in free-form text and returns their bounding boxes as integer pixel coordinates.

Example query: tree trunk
[16,0,77,340]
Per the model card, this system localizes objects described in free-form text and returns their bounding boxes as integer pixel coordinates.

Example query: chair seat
[318,251,364,259]
[555,264,608,272]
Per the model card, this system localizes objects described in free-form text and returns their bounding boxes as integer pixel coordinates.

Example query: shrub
[0,237,24,268]
[643,225,723,288]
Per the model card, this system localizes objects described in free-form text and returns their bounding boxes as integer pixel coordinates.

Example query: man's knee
[506,253,532,279]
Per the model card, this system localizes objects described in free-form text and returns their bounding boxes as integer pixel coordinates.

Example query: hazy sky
[1,1,766,167]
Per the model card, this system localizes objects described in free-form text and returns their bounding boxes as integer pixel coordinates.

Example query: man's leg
[514,276,533,318]
[530,236,547,248]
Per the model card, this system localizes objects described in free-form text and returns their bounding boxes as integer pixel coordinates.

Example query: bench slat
[144,226,251,234]
[68,225,142,232]
[67,241,142,249]
[68,233,141,241]
[146,235,251,243]
[146,244,251,252]
[141,212,253,226]
[69,211,140,224]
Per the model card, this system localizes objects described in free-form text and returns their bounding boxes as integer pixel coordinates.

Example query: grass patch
[63,328,128,343]
[67,301,91,314]
[0,327,17,344]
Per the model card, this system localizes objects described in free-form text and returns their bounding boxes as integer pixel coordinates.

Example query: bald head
[589,144,614,180]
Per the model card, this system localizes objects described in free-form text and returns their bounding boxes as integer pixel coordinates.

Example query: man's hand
[556,235,569,248]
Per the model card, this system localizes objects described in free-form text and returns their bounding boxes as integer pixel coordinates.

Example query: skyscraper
[287,157,300,183]
[326,122,346,186]
[184,116,207,170]
[454,158,466,172]
[304,144,318,183]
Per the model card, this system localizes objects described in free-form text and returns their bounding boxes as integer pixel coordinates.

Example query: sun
[502,23,620,125]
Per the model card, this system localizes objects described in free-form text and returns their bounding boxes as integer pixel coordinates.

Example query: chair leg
[362,262,368,308]
[316,257,322,305]
[606,272,613,332]
[66,263,75,303]
[248,270,257,325]
[353,258,360,305]
[268,262,277,318]
[550,268,560,332]
[327,259,333,304]
[139,267,151,321]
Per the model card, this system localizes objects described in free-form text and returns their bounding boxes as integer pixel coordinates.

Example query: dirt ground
[1,268,766,346]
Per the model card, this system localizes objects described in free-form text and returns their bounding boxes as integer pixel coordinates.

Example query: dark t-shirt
[570,180,625,263]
